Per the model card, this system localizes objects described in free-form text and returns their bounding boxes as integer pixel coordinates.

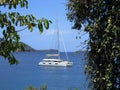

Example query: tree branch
[16,26,28,32]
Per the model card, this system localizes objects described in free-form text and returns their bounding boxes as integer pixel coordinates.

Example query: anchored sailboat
[38,21,73,67]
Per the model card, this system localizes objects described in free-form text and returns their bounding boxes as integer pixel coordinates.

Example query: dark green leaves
[8,55,19,65]
[67,0,120,89]
[38,22,43,32]
[37,18,52,33]
[44,19,49,29]
[7,12,52,33]
[0,0,52,65]
[0,25,21,65]
[0,0,28,9]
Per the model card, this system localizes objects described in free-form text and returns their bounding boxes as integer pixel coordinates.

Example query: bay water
[0,51,88,90]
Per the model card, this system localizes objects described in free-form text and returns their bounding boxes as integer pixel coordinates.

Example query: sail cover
[46,54,59,57]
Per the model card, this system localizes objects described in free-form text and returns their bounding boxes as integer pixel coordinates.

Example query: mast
[56,18,60,59]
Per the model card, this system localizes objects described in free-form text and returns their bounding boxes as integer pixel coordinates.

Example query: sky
[1,0,88,52]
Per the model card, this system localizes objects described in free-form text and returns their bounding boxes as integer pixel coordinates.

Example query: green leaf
[49,20,52,23]
[97,48,101,52]
[28,24,33,32]
[44,20,49,29]
[1,23,4,28]
[3,30,5,35]
[9,5,12,9]
[107,83,112,87]
[13,4,16,9]
[25,1,28,8]
[38,22,43,33]
[8,55,18,65]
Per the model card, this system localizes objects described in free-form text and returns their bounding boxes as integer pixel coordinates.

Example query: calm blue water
[0,52,88,90]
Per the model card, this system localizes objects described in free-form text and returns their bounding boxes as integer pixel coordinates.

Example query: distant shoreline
[14,41,86,53]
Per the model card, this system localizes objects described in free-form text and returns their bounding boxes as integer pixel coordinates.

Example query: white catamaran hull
[38,59,73,67]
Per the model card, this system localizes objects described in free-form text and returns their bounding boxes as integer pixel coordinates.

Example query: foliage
[67,0,120,90]
[25,86,38,90]
[25,85,80,90]
[25,84,47,90]
[0,0,51,64]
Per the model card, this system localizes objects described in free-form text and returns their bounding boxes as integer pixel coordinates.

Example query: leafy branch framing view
[0,0,51,64]
[0,0,120,90]
[67,0,120,89]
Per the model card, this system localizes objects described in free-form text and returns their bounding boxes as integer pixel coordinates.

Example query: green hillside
[0,38,35,52]
[20,42,35,51]
[0,38,58,52]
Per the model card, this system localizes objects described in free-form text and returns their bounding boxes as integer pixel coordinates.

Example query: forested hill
[0,38,35,51]
[0,38,59,52]
[20,42,35,51]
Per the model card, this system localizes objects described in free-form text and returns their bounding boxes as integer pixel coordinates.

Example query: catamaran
[38,53,73,66]
[38,21,73,67]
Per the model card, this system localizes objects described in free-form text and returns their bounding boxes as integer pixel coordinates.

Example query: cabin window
[55,63,58,64]
[49,63,51,64]
[43,63,45,64]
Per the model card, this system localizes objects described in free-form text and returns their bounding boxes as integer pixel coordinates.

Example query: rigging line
[60,31,69,60]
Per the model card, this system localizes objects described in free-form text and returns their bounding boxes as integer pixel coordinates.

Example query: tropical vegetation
[0,0,51,64]
[66,0,120,89]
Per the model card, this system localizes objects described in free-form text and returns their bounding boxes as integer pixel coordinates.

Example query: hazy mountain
[20,42,35,51]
